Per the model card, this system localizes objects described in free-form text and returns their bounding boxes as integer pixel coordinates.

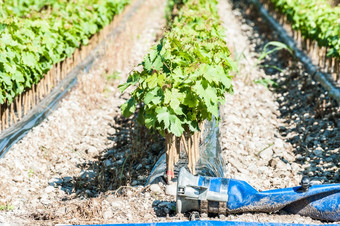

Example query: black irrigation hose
[251,0,340,106]
[0,0,146,158]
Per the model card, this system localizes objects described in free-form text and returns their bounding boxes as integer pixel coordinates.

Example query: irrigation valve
[299,176,311,192]
[176,167,340,221]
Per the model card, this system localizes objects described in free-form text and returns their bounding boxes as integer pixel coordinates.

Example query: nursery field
[0,0,339,225]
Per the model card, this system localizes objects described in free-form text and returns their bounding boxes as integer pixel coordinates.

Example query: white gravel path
[217,0,338,224]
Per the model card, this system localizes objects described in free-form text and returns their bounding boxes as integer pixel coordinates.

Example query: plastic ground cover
[145,117,225,185]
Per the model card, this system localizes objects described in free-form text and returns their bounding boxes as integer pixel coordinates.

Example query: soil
[0,0,339,225]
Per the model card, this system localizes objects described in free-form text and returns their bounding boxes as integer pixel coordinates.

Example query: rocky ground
[0,0,339,225]
[220,0,339,189]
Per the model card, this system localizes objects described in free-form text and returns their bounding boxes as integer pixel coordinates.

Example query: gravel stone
[259,148,274,161]
[103,209,114,219]
[165,183,177,196]
[104,159,113,167]
[63,177,72,183]
[116,159,124,165]
[149,184,163,194]
[136,163,143,171]
[45,186,55,194]
[313,148,323,157]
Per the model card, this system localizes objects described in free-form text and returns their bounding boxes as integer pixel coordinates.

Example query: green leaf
[193,80,205,97]
[171,98,183,115]
[216,65,232,89]
[157,73,166,87]
[144,87,162,105]
[149,48,158,61]
[199,64,211,82]
[156,107,171,129]
[4,63,16,74]
[254,78,278,89]
[205,86,218,103]
[152,55,163,70]
[145,113,157,128]
[1,33,19,46]
[0,73,12,86]
[164,88,184,114]
[183,91,197,107]
[144,55,153,71]
[172,67,184,79]
[258,41,293,62]
[144,48,163,71]
[13,71,25,83]
[206,101,219,116]
[144,73,158,88]
[21,52,36,67]
[187,119,199,132]
[121,98,136,117]
[169,114,184,137]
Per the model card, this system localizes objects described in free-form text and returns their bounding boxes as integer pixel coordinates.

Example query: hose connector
[299,176,311,192]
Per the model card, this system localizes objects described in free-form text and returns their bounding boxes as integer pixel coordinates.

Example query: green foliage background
[270,0,340,58]
[0,0,129,104]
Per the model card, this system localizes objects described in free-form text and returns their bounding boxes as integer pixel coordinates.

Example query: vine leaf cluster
[120,0,235,178]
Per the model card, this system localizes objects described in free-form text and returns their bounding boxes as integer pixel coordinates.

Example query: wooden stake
[32,85,35,108]
[5,102,9,129]
[23,92,27,116]
[18,94,22,120]
[175,137,181,163]
[1,104,4,131]
[11,102,16,124]
[1,103,5,131]
[335,59,339,82]
[0,104,2,133]
[14,99,18,123]
[181,134,189,156]
[28,89,31,112]
[166,133,174,183]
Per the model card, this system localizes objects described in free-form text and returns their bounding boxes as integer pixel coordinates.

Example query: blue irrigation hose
[75,220,325,226]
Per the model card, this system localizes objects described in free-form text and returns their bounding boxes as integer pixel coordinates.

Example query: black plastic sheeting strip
[251,0,340,106]
[145,116,226,185]
[0,0,146,158]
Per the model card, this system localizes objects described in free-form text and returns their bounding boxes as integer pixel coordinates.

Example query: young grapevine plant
[120,0,235,137]
[0,0,130,104]
[270,0,340,58]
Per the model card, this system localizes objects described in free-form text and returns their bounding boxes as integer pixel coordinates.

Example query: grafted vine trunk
[165,122,204,182]
[165,132,177,182]
[328,0,340,7]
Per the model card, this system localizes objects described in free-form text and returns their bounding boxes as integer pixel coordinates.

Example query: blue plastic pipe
[177,168,340,221]
[226,179,340,221]
[75,220,326,226]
